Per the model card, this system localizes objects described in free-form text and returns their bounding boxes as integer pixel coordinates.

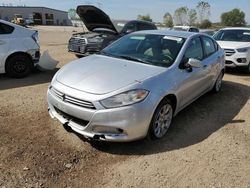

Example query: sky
[1,0,250,23]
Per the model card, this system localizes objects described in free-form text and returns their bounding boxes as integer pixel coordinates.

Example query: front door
[177,36,209,109]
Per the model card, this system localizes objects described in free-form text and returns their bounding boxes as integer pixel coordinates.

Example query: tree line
[137,1,247,28]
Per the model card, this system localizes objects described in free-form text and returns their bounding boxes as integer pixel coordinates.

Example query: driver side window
[184,37,203,61]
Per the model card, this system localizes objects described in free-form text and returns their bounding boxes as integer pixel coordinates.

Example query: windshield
[101,34,186,68]
[213,29,250,42]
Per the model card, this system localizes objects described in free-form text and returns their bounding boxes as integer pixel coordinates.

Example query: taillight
[31,31,39,46]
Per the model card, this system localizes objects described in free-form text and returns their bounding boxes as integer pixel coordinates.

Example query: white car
[0,20,40,78]
[214,27,250,73]
[172,26,199,33]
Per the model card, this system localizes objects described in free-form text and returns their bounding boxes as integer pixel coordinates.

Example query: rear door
[0,22,14,68]
[200,36,221,89]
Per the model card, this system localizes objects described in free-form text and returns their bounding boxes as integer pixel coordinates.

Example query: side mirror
[125,29,133,34]
[187,58,202,68]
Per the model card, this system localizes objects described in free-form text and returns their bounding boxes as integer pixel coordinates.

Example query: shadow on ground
[78,81,250,155]
[225,67,250,77]
[0,68,59,90]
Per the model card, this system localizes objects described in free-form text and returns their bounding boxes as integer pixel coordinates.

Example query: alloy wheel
[152,103,173,138]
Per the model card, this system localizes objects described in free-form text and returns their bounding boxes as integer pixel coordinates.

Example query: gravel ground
[0,26,249,188]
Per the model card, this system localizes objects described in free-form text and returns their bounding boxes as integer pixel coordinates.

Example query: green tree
[196,1,211,24]
[221,9,246,27]
[163,12,173,27]
[174,6,188,25]
[137,14,153,22]
[199,19,212,28]
[187,9,197,26]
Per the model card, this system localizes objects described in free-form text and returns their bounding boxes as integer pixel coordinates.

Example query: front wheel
[148,99,173,140]
[246,63,250,74]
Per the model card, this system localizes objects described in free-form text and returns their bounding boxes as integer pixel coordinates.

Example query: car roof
[0,19,23,28]
[0,19,36,33]
[133,29,198,38]
[221,27,250,30]
[129,20,155,25]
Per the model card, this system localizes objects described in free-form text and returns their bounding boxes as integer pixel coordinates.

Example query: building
[0,6,72,26]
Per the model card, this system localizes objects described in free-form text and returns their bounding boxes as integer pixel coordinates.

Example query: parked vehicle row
[0,6,249,143]
[0,19,40,78]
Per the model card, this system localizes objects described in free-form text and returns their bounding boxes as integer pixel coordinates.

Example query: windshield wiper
[98,51,114,57]
[116,55,151,65]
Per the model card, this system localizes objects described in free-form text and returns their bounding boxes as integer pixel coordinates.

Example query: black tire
[75,54,84,58]
[148,99,173,140]
[212,71,224,93]
[245,63,250,74]
[6,54,33,78]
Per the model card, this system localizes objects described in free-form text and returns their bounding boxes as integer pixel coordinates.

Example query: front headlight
[88,37,103,43]
[237,47,250,53]
[100,89,149,108]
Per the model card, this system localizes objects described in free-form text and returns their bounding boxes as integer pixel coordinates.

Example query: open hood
[77,5,118,33]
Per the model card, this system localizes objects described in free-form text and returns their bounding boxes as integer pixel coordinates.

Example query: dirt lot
[0,26,250,188]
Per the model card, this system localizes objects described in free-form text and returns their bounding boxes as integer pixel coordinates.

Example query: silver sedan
[47,30,225,142]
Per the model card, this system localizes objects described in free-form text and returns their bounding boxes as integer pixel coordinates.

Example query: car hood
[77,5,118,34]
[56,55,165,95]
[217,41,250,49]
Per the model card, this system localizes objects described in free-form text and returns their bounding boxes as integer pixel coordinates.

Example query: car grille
[223,49,236,56]
[69,37,86,45]
[68,37,87,53]
[50,87,96,109]
[54,106,89,127]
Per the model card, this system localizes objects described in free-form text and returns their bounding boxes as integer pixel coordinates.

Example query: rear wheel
[148,99,173,140]
[212,71,224,93]
[6,54,33,78]
[246,63,250,73]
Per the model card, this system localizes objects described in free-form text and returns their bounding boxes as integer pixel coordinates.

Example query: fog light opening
[117,128,124,133]
[237,58,247,63]
[93,134,105,140]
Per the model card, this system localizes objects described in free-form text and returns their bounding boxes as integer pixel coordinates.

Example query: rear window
[138,23,156,30]
[0,23,14,34]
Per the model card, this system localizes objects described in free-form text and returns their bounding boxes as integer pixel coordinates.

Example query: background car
[200,29,216,36]
[0,19,40,78]
[172,26,199,32]
[213,27,250,73]
[48,30,225,142]
[68,5,157,57]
